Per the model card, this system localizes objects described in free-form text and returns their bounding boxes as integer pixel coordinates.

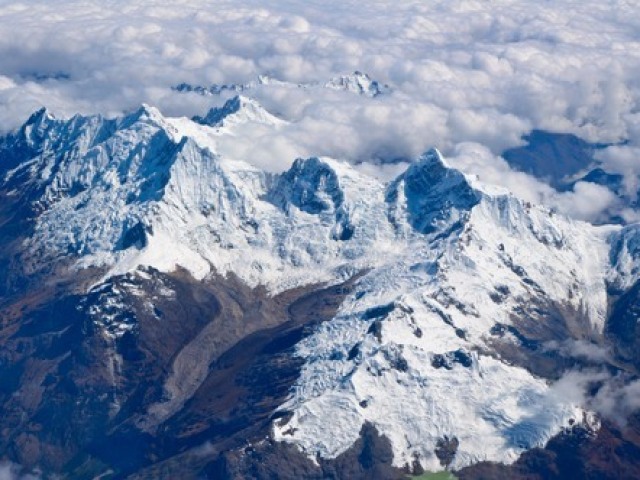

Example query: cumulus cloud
[447,142,622,222]
[543,339,612,363]
[0,0,640,222]
[596,145,640,197]
[1,1,638,137]
[551,369,640,427]
[0,462,40,480]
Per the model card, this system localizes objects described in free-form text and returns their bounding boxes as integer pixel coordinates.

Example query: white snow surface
[12,100,405,291]
[178,71,391,99]
[273,190,610,470]
[3,100,632,471]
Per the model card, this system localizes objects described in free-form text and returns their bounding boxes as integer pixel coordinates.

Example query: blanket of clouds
[0,0,639,222]
[2,2,640,463]
[0,461,40,480]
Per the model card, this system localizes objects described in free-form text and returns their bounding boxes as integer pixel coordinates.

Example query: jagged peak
[195,95,284,127]
[324,71,391,97]
[138,103,163,119]
[388,148,480,235]
[19,106,55,142]
[416,147,447,166]
[284,157,344,193]
[407,147,454,173]
[289,156,336,174]
[16,104,168,149]
[270,156,345,215]
[117,103,168,130]
[400,148,473,196]
[25,106,54,125]
[256,74,290,87]
[174,71,391,101]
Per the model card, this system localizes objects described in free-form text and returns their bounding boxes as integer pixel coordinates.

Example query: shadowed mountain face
[458,418,640,480]
[0,265,375,478]
[502,130,609,187]
[2,104,640,479]
[502,130,636,224]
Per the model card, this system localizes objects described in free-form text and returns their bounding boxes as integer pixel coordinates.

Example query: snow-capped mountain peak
[324,70,391,97]
[195,95,285,128]
[174,71,391,100]
[124,103,165,126]
[388,148,481,235]
[1,101,634,475]
[270,156,345,215]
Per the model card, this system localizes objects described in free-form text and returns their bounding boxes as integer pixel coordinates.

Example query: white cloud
[551,369,640,427]
[447,142,622,222]
[544,339,612,363]
[596,145,640,197]
[0,462,40,480]
[0,0,640,221]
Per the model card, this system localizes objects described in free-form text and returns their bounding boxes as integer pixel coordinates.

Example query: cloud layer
[551,368,640,427]
[0,0,640,222]
[0,462,40,480]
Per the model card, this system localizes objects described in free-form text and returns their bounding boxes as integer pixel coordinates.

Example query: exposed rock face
[387,148,480,235]
[435,436,460,468]
[2,102,640,479]
[209,423,401,480]
[0,266,363,478]
[458,418,640,480]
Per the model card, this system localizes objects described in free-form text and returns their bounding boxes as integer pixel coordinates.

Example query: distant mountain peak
[194,94,284,127]
[174,71,391,100]
[324,70,391,97]
[2,102,637,477]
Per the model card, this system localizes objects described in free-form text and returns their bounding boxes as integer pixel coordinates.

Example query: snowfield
[2,97,637,472]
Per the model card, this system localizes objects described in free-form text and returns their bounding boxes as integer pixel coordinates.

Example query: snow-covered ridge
[607,224,640,293]
[2,99,398,290]
[0,100,632,472]
[273,160,612,470]
[193,94,285,128]
[173,71,391,99]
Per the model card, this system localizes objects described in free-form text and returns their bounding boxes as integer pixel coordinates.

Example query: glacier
[1,96,635,473]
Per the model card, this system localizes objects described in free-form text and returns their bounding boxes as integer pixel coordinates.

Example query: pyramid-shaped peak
[403,148,463,188]
[124,103,165,124]
[270,157,345,215]
[390,148,480,234]
[417,147,446,166]
[196,95,284,127]
[105,104,167,135]
[25,106,54,125]
[17,106,57,148]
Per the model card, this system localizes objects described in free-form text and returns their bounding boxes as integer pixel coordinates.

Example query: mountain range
[1,95,640,479]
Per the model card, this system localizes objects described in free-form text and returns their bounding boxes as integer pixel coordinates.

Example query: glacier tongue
[272,175,611,471]
[1,101,627,471]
